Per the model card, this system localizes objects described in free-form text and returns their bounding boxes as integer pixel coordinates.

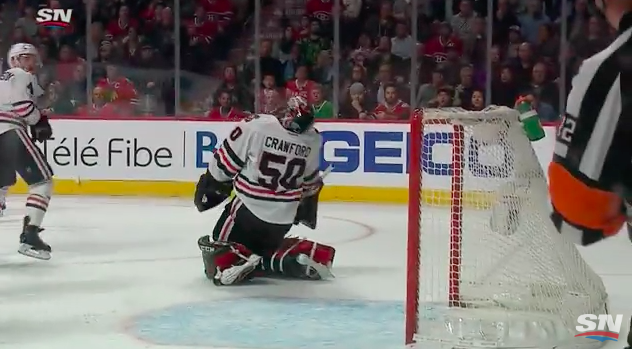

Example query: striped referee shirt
[549,12,632,245]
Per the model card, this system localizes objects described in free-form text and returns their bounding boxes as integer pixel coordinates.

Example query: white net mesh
[410,106,608,349]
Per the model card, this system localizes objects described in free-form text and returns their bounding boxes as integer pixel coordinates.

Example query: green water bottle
[515,96,545,142]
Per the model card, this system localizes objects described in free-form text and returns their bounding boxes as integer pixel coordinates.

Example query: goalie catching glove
[194,170,233,212]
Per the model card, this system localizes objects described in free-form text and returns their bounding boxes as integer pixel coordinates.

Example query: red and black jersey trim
[214,139,245,178]
[12,100,36,118]
[235,174,303,203]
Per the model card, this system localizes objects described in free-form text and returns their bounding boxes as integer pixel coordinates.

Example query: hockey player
[0,43,54,260]
[547,1,632,348]
[194,96,336,285]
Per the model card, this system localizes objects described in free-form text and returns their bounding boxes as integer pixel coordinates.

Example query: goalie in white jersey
[194,96,336,285]
[0,43,54,260]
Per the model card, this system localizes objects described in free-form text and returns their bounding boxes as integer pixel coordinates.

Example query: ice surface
[0,196,629,349]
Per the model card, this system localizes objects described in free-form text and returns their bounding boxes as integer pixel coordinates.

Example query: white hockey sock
[25,182,52,227]
[0,186,8,205]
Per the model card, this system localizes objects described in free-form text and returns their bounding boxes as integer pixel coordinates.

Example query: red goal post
[405,107,609,349]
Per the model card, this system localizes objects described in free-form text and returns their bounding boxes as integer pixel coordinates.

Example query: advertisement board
[9,118,558,203]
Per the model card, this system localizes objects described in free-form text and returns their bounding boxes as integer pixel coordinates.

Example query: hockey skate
[18,217,51,260]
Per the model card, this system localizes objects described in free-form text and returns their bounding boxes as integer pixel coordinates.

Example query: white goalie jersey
[208,114,322,225]
[0,68,44,136]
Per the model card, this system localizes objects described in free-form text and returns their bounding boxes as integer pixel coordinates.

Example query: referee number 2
[558,114,577,144]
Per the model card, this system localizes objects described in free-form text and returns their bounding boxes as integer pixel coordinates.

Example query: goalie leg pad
[263,237,335,280]
[198,236,262,286]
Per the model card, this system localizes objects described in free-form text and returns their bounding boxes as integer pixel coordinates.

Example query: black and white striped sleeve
[208,121,250,182]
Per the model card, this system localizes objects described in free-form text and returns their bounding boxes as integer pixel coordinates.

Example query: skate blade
[296,254,335,279]
[18,244,51,261]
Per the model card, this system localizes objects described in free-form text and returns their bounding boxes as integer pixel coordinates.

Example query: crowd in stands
[2,0,616,121]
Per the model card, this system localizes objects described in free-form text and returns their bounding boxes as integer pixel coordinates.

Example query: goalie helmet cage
[405,107,609,349]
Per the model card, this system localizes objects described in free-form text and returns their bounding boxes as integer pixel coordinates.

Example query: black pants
[212,196,292,257]
[0,128,53,187]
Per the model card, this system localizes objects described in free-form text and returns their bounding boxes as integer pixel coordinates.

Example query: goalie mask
[8,43,41,73]
[281,96,314,134]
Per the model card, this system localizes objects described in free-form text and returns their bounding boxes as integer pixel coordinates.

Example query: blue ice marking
[130,298,404,349]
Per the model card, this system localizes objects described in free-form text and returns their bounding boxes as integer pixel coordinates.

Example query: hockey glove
[194,170,233,212]
[30,114,53,143]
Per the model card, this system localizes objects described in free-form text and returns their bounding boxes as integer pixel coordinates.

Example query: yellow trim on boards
[8,178,495,208]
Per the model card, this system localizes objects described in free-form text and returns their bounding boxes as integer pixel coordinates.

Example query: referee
[549,0,632,246]
[547,1,632,348]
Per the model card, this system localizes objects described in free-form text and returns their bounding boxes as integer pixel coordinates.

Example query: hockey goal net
[406,106,609,349]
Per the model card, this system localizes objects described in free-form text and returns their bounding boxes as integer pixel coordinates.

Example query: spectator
[425,22,463,64]
[391,22,415,60]
[518,0,550,44]
[206,90,244,119]
[59,64,88,112]
[246,40,283,87]
[312,50,334,86]
[450,0,477,40]
[534,23,559,59]
[428,87,454,108]
[464,17,487,67]
[416,68,446,107]
[15,6,39,39]
[121,27,141,62]
[506,25,523,59]
[107,5,139,39]
[373,84,410,120]
[438,46,462,86]
[56,44,82,84]
[492,65,519,107]
[340,82,371,119]
[567,0,591,41]
[513,42,535,84]
[149,7,176,59]
[305,0,337,22]
[340,64,372,104]
[76,22,104,59]
[257,73,284,114]
[278,26,296,61]
[364,1,396,39]
[300,19,331,66]
[282,43,304,83]
[371,63,394,105]
[96,63,138,114]
[469,89,485,111]
[200,0,235,27]
[371,36,399,76]
[492,0,519,44]
[525,62,559,111]
[214,65,252,110]
[286,65,317,103]
[44,82,75,115]
[571,15,611,57]
[311,85,335,119]
[76,86,117,117]
[454,65,477,108]
[525,91,557,122]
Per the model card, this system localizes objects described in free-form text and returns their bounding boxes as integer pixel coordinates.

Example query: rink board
[8,118,557,205]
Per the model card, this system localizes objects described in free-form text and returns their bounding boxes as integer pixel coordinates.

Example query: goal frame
[406,111,467,345]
